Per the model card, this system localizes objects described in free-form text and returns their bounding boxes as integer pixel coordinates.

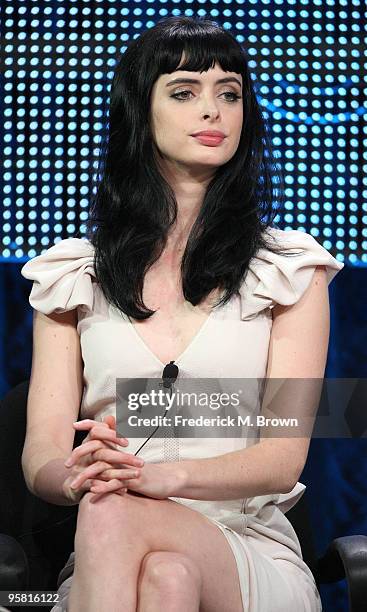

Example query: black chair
[0,380,82,612]
[0,380,366,612]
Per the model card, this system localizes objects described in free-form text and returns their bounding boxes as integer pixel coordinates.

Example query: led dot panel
[1,0,366,264]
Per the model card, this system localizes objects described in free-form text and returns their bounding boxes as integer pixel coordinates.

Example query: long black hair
[86,15,297,320]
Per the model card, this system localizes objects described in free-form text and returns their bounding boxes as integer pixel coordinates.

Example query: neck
[159,159,215,253]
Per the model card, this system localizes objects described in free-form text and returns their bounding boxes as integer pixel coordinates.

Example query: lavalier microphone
[133,360,179,456]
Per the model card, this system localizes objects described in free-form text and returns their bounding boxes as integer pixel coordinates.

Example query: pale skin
[21,56,331,612]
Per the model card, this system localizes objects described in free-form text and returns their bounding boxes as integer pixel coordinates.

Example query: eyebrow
[165,77,242,89]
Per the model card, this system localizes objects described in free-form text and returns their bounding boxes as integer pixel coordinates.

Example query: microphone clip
[162,360,179,389]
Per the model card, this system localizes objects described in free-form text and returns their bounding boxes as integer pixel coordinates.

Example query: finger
[88,484,128,503]
[80,427,129,448]
[72,419,103,429]
[98,467,141,481]
[103,416,126,444]
[64,439,108,467]
[66,441,143,468]
[69,461,112,489]
[85,425,129,446]
[103,415,116,430]
[90,447,144,467]
[90,479,127,496]
[70,463,140,490]
[82,437,129,453]
[74,419,128,444]
[91,478,125,491]
[94,463,143,481]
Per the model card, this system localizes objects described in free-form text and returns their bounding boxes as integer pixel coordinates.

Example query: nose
[200,96,220,120]
[201,109,219,120]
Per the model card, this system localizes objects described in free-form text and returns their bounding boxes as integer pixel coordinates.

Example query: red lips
[191,130,226,138]
[191,131,226,146]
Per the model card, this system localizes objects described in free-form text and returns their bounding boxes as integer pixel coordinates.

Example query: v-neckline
[126,306,217,368]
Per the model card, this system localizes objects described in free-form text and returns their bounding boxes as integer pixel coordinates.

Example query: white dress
[21,227,344,611]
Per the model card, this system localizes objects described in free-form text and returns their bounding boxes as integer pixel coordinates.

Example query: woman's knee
[139,551,202,595]
[75,491,146,543]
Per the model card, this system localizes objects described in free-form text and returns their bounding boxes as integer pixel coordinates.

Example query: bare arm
[172,265,330,500]
[21,308,84,506]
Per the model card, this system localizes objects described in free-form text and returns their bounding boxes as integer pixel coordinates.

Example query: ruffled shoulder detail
[21,238,96,315]
[239,227,344,321]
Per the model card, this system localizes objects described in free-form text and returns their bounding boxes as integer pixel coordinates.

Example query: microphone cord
[134,360,179,457]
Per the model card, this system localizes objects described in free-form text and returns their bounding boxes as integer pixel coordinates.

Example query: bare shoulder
[271,265,328,319]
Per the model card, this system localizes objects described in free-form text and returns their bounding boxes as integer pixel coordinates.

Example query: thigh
[125,492,244,612]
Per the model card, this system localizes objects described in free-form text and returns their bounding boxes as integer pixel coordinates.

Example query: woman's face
[149,61,243,175]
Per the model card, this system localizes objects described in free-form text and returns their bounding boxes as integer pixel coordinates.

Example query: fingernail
[64,460,72,467]
[70,480,78,489]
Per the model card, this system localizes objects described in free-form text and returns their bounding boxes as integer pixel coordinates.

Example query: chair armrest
[317,535,367,612]
[0,534,29,590]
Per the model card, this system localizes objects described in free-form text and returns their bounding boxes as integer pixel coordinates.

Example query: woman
[21,16,343,612]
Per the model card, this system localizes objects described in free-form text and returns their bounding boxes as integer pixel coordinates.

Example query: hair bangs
[152,22,246,79]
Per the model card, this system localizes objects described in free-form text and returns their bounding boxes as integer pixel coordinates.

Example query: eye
[170,90,193,101]
[170,90,242,102]
[222,92,242,102]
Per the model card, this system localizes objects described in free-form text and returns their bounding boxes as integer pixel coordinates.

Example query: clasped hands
[64,415,182,503]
